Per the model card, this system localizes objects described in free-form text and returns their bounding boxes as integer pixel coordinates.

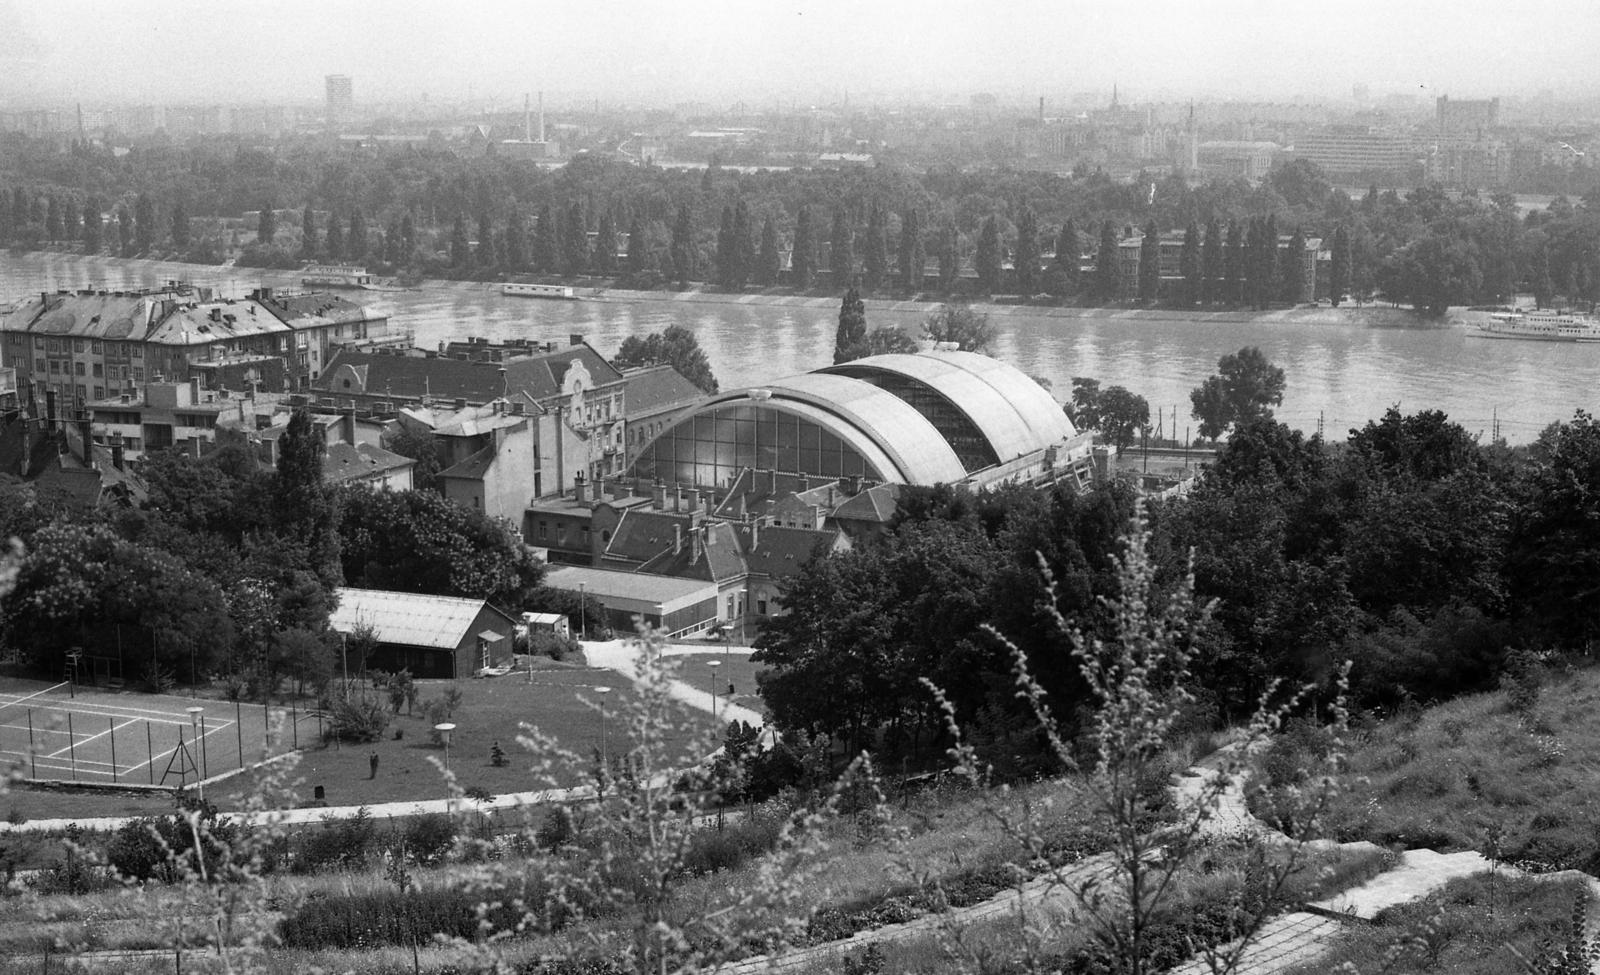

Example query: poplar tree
[1261,214,1279,309]
[670,205,695,285]
[134,193,156,253]
[0,185,10,241]
[259,201,278,244]
[82,197,103,252]
[1201,218,1222,304]
[300,205,317,261]
[325,212,345,262]
[1015,209,1042,295]
[625,215,648,276]
[755,216,780,287]
[595,212,618,276]
[862,204,889,291]
[400,213,416,257]
[450,214,470,268]
[348,208,368,262]
[791,207,816,289]
[117,205,134,255]
[1225,219,1244,304]
[715,207,735,287]
[938,223,960,292]
[533,206,557,272]
[830,208,854,286]
[898,209,921,291]
[1329,225,1351,307]
[1137,222,1161,302]
[505,210,528,271]
[833,287,868,364]
[731,201,753,289]
[172,199,190,250]
[1055,219,1081,295]
[1095,219,1121,301]
[974,216,1003,294]
[1282,226,1307,304]
[563,201,587,276]
[45,195,62,240]
[61,196,79,242]
[475,211,495,267]
[1181,221,1202,305]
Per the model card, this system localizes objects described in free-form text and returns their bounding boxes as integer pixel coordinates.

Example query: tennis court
[0,678,322,787]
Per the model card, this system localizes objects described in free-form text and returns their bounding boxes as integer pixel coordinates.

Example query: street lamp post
[186,707,204,799]
[594,686,612,765]
[434,723,456,810]
[707,660,722,723]
[578,582,587,640]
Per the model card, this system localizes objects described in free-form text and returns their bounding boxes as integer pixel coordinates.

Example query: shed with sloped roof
[329,587,517,679]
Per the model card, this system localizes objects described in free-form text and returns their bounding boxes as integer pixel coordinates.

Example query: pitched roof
[438,444,496,481]
[621,365,705,416]
[508,344,625,400]
[318,350,509,403]
[329,587,511,650]
[323,441,415,485]
[737,525,838,577]
[603,509,691,565]
[831,483,901,523]
[145,301,292,347]
[255,291,376,325]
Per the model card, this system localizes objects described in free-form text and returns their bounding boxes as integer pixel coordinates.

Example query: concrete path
[579,639,767,733]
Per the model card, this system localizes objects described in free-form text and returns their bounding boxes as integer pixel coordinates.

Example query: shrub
[402,813,457,866]
[293,806,377,874]
[325,692,390,743]
[530,631,580,661]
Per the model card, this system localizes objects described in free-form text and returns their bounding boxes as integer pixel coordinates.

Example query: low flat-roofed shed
[544,566,719,639]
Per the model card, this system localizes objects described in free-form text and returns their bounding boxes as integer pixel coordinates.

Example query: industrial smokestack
[1039,96,1044,121]
[538,90,545,142]
[524,93,531,142]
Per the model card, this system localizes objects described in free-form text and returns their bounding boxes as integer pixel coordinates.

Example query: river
[2,252,1592,444]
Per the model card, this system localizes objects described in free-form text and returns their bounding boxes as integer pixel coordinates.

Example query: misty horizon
[0,0,1593,109]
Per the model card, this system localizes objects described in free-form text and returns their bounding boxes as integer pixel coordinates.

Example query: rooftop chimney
[189,377,200,404]
[455,397,467,411]
[590,478,603,503]
[691,525,702,563]
[538,90,545,142]
[674,523,683,556]
[652,480,667,509]
[686,489,698,513]
[569,334,583,347]
[77,413,93,464]
[45,389,57,431]
[673,486,683,512]
[573,471,586,502]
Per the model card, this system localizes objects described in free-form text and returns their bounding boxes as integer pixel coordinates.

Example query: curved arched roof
[692,374,969,484]
[821,351,1077,464]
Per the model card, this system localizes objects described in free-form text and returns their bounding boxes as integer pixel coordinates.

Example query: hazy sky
[1,0,1592,108]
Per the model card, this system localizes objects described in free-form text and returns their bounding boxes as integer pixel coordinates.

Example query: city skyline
[0,0,1593,108]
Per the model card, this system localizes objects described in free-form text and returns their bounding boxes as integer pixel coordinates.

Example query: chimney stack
[111,432,125,471]
[77,412,93,463]
[189,376,200,404]
[538,90,545,142]
[45,389,57,431]
[342,409,356,445]
[573,471,587,502]
[590,478,603,503]
[686,488,698,513]
[652,480,667,509]
[673,523,682,556]
[673,486,683,512]
[691,525,702,563]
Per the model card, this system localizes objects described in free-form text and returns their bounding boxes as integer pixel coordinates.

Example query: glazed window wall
[831,370,998,473]
[632,403,882,488]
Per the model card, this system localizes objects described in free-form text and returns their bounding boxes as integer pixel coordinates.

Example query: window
[76,385,86,402]
[119,366,128,379]
[93,363,103,377]
[72,339,83,353]
[74,362,85,376]
[133,368,143,381]
[580,525,590,544]
[91,340,101,354]
[50,360,61,374]
[34,359,45,374]
[472,495,480,508]
[556,522,566,543]
[758,596,769,616]
[132,345,142,359]
[538,521,548,541]
[93,386,104,399]
[34,337,43,349]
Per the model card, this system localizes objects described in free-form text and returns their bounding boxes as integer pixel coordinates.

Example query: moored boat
[1468,310,1600,342]
[503,282,577,300]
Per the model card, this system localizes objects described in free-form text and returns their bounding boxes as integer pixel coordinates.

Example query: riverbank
[2,251,1431,329]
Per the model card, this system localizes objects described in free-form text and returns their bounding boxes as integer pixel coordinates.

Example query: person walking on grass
[369,751,379,779]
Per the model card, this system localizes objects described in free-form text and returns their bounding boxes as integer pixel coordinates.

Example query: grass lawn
[213,667,722,811]
[1283,872,1596,974]
[1312,664,1600,871]
[665,652,766,717]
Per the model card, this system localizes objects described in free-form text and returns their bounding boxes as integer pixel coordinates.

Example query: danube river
[2,253,1592,445]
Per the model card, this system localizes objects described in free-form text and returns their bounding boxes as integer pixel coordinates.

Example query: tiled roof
[621,365,705,417]
[323,441,415,485]
[738,525,838,577]
[145,301,291,347]
[832,483,901,523]
[604,509,691,564]
[256,291,375,325]
[318,350,508,403]
[330,587,510,650]
[439,444,496,481]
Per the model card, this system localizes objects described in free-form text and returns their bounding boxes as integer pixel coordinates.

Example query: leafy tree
[300,205,317,261]
[1180,220,1202,305]
[613,325,719,394]
[860,326,919,357]
[1382,234,1483,316]
[898,208,922,291]
[1329,225,1350,307]
[1136,221,1160,302]
[134,193,156,253]
[171,198,190,250]
[975,216,1002,294]
[1014,208,1040,294]
[670,205,694,285]
[474,211,495,267]
[1098,385,1150,454]
[921,302,993,354]
[399,213,416,259]
[339,486,543,609]
[1189,346,1287,440]
[829,207,854,286]
[862,204,889,291]
[731,201,753,289]
[381,426,443,493]
[624,214,648,276]
[117,205,134,255]
[594,212,618,276]
[534,205,558,273]
[347,208,367,262]
[1507,411,1600,649]
[791,207,816,288]
[1095,219,1121,301]
[45,194,62,240]
[1531,243,1555,309]
[715,207,735,287]
[1069,377,1103,429]
[325,211,345,262]
[449,214,470,268]
[1200,218,1223,303]
[754,215,780,287]
[272,408,342,587]
[832,288,868,364]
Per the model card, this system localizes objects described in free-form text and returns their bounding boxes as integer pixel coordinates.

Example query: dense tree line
[3,133,1596,313]
[754,389,1600,775]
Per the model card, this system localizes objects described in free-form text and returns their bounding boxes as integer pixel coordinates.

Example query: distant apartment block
[1436,95,1499,138]
[1117,232,1321,300]
[326,74,354,132]
[1196,141,1280,180]
[1295,126,1415,175]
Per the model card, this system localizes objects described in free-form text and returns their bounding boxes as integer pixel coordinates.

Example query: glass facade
[631,403,883,489]
[827,368,999,473]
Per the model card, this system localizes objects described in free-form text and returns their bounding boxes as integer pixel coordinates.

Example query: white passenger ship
[301,264,372,288]
[1469,309,1600,342]
[502,282,576,300]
